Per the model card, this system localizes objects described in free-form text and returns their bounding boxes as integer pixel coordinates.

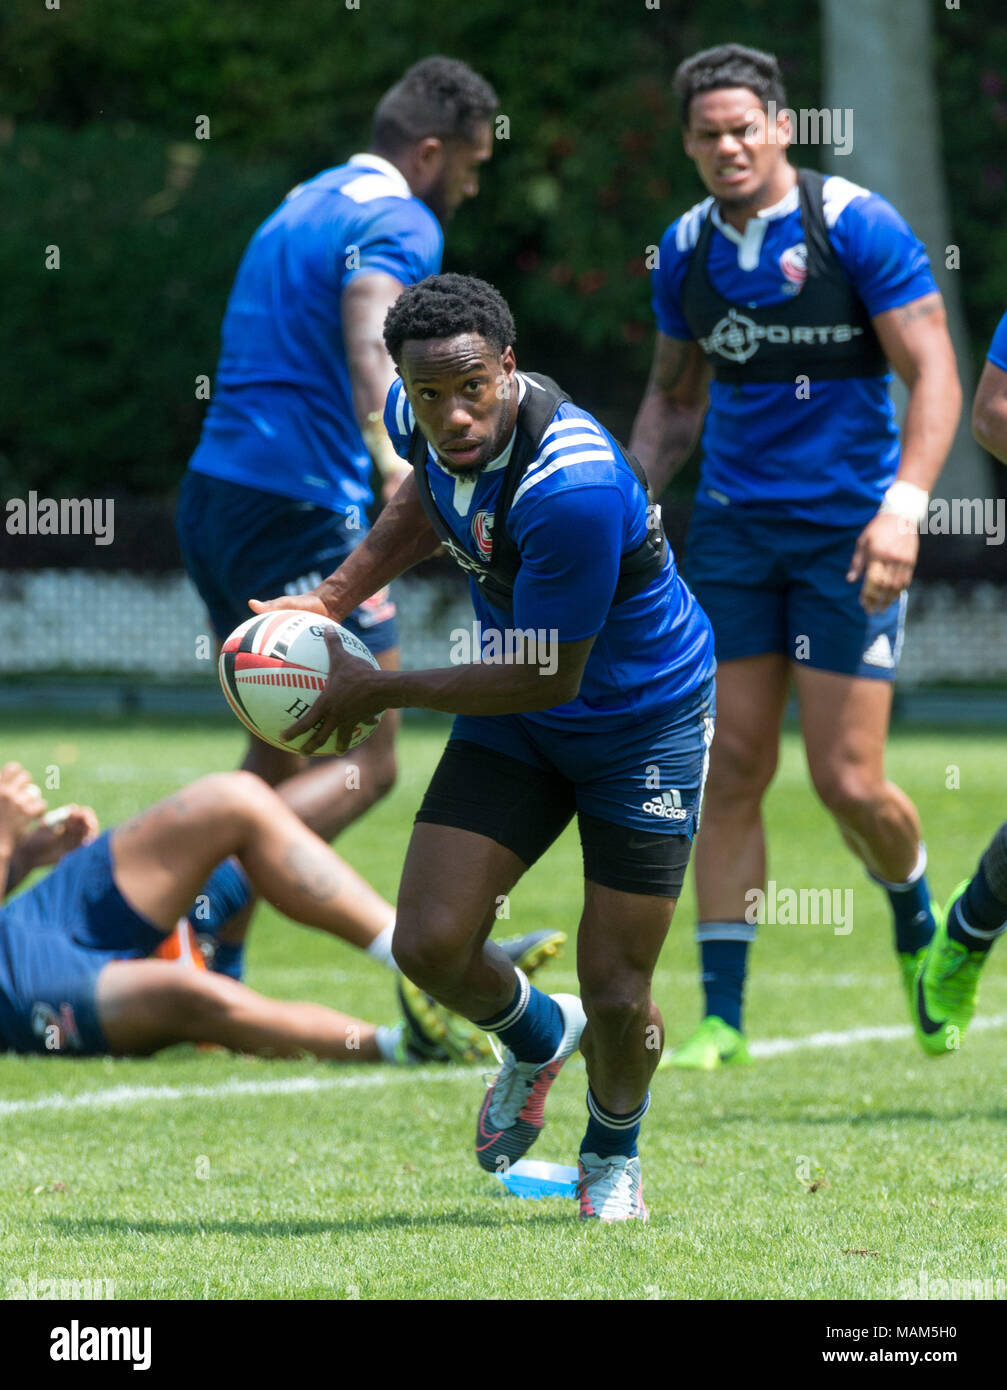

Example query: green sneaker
[898,948,928,1004]
[669,1016,751,1070]
[897,895,941,1009]
[912,882,986,1057]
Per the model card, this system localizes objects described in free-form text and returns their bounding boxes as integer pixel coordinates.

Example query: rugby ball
[219,610,383,754]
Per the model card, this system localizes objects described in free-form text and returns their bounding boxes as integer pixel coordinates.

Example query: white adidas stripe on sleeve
[512,448,616,505]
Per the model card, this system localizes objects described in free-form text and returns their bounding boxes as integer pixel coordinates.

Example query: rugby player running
[252,273,716,1221]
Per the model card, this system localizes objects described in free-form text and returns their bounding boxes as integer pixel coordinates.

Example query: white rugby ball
[219,610,383,755]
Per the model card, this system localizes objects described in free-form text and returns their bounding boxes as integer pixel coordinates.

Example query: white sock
[366,920,398,971]
[869,842,927,891]
[375,1023,404,1063]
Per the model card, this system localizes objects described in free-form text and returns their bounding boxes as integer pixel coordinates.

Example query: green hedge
[0,0,1001,495]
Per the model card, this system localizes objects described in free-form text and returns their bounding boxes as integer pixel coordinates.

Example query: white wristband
[879,481,929,529]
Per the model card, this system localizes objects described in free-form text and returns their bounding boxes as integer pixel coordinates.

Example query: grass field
[1,714,1006,1301]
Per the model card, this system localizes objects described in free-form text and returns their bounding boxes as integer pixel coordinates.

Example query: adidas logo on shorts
[862,634,895,669]
[641,789,689,820]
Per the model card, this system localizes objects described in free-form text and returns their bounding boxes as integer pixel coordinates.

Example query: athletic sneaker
[475,993,585,1173]
[154,920,208,971]
[397,978,487,1064]
[912,882,987,1057]
[396,929,567,1065]
[379,1021,440,1066]
[898,948,928,1005]
[897,893,940,1005]
[669,1015,751,1070]
[577,1152,648,1222]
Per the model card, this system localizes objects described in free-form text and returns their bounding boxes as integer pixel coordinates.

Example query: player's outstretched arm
[872,291,961,495]
[972,359,1007,465]
[848,292,962,614]
[285,628,595,754]
[342,272,413,500]
[249,469,441,622]
[629,331,710,495]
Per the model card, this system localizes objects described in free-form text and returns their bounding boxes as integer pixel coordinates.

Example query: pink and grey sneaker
[577,1153,649,1222]
[475,993,586,1174]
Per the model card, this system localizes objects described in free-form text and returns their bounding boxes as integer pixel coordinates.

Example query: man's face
[683,87,791,207]
[399,334,518,475]
[417,123,494,224]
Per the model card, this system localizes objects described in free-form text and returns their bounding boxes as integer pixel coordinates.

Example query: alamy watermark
[449,621,560,677]
[6,1270,115,1299]
[898,497,1006,546]
[745,880,853,934]
[5,492,114,547]
[746,101,853,157]
[49,1319,150,1371]
[892,1270,1005,1300]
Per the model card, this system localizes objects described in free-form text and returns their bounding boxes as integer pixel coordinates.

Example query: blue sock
[208,941,246,981]
[699,928,751,1032]
[581,1089,650,1159]
[189,858,254,938]
[870,847,935,954]
[476,970,563,1064]
[947,854,1007,954]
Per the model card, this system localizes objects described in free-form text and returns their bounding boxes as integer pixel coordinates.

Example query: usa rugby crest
[472,509,494,560]
[779,242,808,293]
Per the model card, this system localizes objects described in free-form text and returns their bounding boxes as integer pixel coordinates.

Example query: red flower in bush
[620,130,651,157]
[577,270,608,295]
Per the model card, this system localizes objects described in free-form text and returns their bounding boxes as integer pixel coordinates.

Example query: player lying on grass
[910,822,1007,1056]
[0,761,559,1062]
[251,273,717,1221]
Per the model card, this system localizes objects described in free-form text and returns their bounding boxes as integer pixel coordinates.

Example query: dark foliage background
[1,0,1003,509]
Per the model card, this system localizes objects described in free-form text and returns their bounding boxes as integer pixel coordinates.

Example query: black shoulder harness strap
[408,373,668,613]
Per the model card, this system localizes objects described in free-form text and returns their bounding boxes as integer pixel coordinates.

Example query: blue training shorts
[414,672,716,900]
[447,672,716,839]
[0,834,165,1055]
[176,471,399,654]
[685,503,906,680]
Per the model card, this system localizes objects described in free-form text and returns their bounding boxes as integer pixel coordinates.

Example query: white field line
[2,1013,1006,1120]
[749,1011,1007,1059]
[0,1067,470,1119]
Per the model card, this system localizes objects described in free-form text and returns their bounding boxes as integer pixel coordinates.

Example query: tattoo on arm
[653,337,693,394]
[894,296,941,328]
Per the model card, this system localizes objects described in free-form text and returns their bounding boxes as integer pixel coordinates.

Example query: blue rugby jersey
[188,155,443,515]
[987,311,1007,371]
[652,175,937,525]
[384,375,714,730]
